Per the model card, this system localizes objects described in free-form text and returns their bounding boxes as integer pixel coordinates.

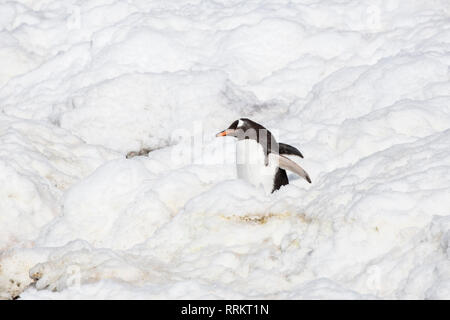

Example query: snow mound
[0,0,449,299]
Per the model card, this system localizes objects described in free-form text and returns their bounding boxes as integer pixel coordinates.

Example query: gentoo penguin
[216,118,311,194]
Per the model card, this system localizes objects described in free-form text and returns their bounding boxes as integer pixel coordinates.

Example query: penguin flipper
[279,143,304,158]
[273,154,311,183]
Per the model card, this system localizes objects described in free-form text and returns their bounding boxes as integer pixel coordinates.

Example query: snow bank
[0,0,449,299]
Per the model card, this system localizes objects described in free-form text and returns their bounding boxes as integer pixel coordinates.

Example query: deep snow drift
[0,0,449,299]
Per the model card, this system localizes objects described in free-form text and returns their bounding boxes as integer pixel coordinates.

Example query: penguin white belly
[236,139,278,194]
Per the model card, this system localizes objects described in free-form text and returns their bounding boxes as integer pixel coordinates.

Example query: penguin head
[215,118,260,139]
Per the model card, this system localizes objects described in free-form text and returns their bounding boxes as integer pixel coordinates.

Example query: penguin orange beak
[215,129,235,137]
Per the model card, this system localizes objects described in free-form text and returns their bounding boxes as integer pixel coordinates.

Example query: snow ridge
[0,0,449,299]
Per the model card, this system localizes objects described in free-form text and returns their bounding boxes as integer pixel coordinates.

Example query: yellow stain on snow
[220,212,311,225]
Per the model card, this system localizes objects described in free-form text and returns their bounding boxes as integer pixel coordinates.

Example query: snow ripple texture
[0,0,449,299]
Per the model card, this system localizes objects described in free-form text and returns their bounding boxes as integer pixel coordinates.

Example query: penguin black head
[215,118,267,141]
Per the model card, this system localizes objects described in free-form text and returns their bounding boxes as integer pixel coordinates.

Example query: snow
[0,0,449,299]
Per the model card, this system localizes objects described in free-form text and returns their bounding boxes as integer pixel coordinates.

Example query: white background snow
[0,0,449,299]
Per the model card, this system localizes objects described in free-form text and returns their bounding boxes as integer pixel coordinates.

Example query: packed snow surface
[0,0,449,299]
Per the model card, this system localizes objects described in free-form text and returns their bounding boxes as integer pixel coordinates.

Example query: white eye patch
[237,119,244,127]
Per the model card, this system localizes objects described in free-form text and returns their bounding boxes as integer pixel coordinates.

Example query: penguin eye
[228,120,239,130]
